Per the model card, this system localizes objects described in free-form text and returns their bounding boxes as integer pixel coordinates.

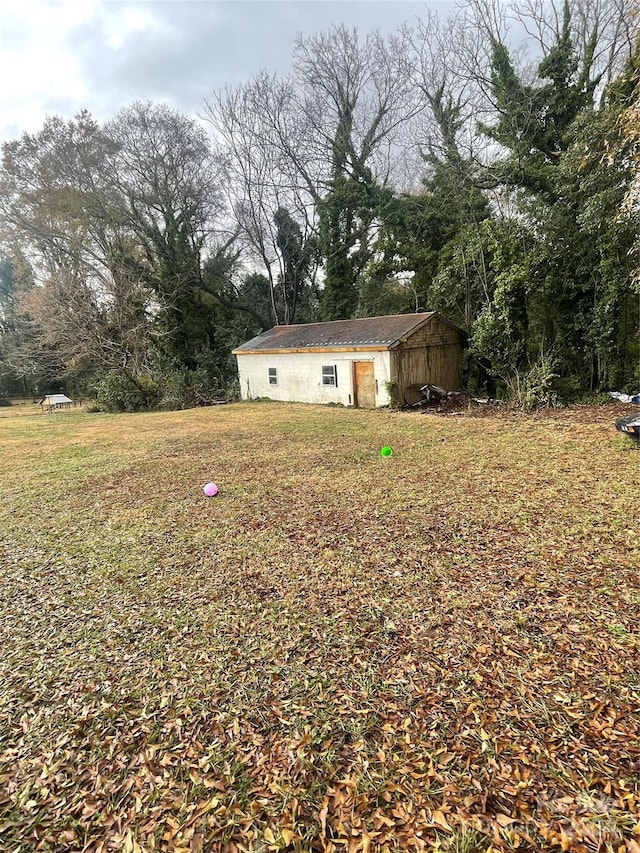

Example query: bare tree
[402,10,494,173]
[103,102,237,370]
[292,25,416,184]
[0,105,231,386]
[0,111,121,284]
[514,0,637,87]
[460,0,639,99]
[0,112,156,387]
[106,102,225,264]
[206,24,419,321]
[19,264,152,387]
[206,76,319,324]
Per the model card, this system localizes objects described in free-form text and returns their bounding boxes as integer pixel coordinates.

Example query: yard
[0,401,639,853]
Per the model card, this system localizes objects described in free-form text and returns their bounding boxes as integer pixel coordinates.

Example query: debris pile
[411,384,494,414]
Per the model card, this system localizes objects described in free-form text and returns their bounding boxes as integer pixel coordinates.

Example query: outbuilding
[39,393,74,412]
[233,312,465,408]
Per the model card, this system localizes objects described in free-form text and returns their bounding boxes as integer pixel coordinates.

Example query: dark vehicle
[616,414,640,442]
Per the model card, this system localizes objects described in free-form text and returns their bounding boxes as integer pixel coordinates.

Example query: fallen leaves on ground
[0,403,639,851]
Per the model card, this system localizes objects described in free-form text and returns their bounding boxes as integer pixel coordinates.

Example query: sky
[0,0,452,145]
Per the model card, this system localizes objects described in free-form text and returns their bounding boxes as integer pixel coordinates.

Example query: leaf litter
[0,403,639,852]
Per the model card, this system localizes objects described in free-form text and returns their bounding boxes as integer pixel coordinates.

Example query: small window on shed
[268,367,278,386]
[322,365,338,386]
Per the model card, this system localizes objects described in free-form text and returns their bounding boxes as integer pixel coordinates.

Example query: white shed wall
[236,351,392,407]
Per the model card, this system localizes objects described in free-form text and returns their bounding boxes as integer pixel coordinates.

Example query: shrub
[92,367,239,413]
[505,365,559,409]
[157,368,224,410]
[494,351,561,410]
[225,378,241,403]
[384,380,403,408]
[92,371,158,413]
[549,374,583,404]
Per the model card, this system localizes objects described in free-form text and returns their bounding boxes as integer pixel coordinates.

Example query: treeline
[1,0,639,410]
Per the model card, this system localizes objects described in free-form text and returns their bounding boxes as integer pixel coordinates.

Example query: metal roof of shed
[40,394,73,404]
[233,313,453,354]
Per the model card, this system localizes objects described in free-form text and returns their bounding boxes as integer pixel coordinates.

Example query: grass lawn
[0,401,639,853]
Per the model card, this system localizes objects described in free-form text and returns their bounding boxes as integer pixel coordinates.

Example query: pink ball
[203,482,218,497]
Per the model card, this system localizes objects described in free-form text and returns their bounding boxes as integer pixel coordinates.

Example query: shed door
[353,361,376,408]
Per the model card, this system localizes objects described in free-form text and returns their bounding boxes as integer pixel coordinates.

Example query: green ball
[380,446,393,457]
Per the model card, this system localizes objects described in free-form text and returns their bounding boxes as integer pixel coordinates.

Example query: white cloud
[97,4,161,49]
[0,0,162,140]
[0,1,445,144]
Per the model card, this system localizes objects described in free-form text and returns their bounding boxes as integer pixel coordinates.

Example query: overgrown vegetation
[1,402,639,851]
[0,1,639,408]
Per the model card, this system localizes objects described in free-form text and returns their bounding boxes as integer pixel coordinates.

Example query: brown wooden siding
[396,320,461,349]
[391,345,462,401]
[390,316,463,402]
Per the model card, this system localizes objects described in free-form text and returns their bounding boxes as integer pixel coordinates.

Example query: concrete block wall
[236,350,392,407]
